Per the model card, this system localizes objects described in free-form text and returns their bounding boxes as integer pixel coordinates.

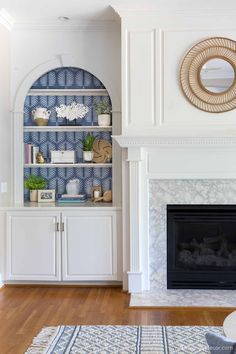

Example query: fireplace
[167,205,236,289]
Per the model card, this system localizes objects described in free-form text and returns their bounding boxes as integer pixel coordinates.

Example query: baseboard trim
[5,281,122,287]
[127,272,142,293]
[128,305,236,310]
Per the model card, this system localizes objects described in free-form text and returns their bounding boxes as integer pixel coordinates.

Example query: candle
[94,190,100,199]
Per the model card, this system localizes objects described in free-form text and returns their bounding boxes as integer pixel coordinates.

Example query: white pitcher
[66,179,80,195]
[32,107,51,120]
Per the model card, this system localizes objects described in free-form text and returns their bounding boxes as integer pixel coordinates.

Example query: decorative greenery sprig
[24,175,47,190]
[94,99,111,115]
[82,133,96,151]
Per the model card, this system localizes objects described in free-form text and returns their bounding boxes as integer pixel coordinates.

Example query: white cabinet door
[7,211,61,281]
[62,211,117,281]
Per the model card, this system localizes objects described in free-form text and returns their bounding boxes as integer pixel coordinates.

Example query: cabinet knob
[61,222,65,232]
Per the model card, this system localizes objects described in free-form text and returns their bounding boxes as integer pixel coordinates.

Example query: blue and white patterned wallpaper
[31,67,105,89]
[24,67,112,200]
[24,131,111,161]
[24,67,111,126]
[24,166,112,199]
[24,96,110,126]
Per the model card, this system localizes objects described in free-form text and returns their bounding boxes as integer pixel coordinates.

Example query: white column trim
[13,111,24,204]
[121,149,129,291]
[127,147,143,292]
[129,159,141,271]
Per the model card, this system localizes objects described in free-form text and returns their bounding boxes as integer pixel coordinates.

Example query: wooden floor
[0,286,234,354]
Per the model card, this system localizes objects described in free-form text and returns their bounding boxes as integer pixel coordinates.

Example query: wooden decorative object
[94,190,112,203]
[180,37,236,113]
[93,139,112,163]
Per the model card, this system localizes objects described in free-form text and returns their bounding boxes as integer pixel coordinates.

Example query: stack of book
[25,144,39,164]
[57,194,87,203]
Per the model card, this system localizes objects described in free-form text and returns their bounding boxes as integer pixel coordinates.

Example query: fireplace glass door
[167,205,236,289]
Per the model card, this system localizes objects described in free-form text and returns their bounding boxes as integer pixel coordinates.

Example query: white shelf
[24,163,112,168]
[24,126,112,132]
[23,201,119,209]
[28,89,108,96]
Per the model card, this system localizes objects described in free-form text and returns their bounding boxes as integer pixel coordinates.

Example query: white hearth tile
[130,289,236,307]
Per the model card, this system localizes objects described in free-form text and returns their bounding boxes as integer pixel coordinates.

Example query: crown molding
[111,5,236,18]
[0,9,14,31]
[13,19,119,32]
[112,135,236,148]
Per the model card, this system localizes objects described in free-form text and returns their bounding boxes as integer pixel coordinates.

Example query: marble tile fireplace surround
[115,136,236,307]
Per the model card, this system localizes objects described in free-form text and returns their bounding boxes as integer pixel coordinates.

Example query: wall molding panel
[118,8,236,137]
[123,28,158,133]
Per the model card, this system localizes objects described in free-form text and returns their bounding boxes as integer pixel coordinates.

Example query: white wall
[10,22,121,204]
[0,24,11,205]
[0,24,10,283]
[11,23,121,111]
[117,8,236,136]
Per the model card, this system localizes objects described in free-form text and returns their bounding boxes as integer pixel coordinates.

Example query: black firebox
[167,205,236,289]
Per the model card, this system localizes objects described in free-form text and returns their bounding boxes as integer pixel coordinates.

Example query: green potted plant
[94,99,111,126]
[24,175,47,202]
[82,133,96,162]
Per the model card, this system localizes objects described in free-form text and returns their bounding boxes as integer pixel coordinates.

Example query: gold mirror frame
[180,37,236,113]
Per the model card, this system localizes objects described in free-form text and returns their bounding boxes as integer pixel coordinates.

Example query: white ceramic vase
[66,179,80,195]
[83,151,94,162]
[98,114,111,126]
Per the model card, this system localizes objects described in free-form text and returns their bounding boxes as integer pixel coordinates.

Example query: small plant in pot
[82,133,96,162]
[24,175,47,202]
[94,99,112,126]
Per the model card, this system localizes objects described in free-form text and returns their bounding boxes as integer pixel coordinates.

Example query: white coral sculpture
[56,102,89,121]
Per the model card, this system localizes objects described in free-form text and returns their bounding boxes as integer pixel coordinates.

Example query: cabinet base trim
[4,281,122,287]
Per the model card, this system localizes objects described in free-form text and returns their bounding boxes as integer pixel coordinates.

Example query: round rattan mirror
[180,37,236,113]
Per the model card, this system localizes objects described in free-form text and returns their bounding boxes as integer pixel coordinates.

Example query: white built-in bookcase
[13,66,122,206]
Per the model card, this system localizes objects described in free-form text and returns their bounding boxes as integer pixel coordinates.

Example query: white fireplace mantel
[113,135,236,148]
[113,134,236,293]
[111,1,236,294]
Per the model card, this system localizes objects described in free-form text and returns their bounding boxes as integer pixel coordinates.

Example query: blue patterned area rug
[25,325,223,353]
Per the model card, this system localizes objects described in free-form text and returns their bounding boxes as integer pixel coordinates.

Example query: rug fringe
[25,326,58,354]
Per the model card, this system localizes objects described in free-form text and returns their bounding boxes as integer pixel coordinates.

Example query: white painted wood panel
[6,211,61,281]
[62,211,117,281]
[147,147,236,178]
[118,10,236,136]
[124,29,157,132]
[163,30,236,133]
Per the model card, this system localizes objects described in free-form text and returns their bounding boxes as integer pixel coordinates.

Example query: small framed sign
[38,190,55,203]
